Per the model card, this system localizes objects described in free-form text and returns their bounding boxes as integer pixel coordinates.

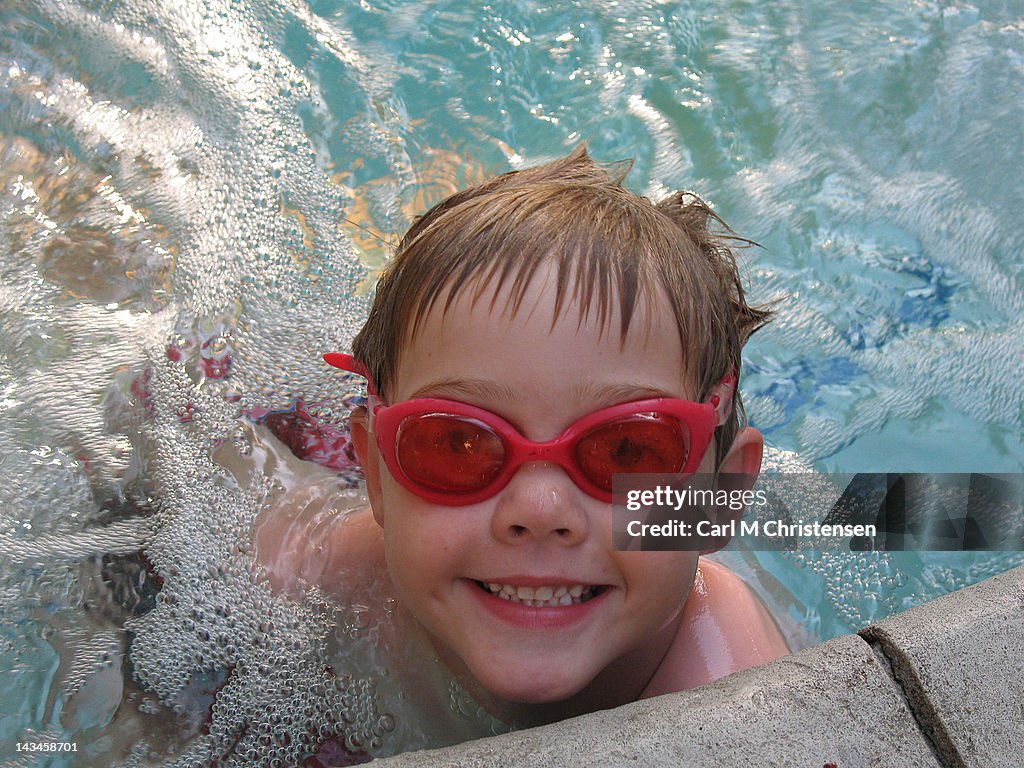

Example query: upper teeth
[484,582,592,607]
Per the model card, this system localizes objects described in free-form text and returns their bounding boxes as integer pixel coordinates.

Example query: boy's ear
[349,406,385,527]
[718,426,763,490]
[700,427,764,555]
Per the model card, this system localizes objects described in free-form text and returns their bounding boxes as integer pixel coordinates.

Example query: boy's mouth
[474,581,606,607]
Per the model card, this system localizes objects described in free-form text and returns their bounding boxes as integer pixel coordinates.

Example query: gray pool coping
[376,564,1024,768]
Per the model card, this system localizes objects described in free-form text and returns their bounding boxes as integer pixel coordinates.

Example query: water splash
[1,0,380,762]
[2,0,1023,763]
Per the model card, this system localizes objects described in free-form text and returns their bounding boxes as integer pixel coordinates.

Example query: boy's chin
[429,629,607,710]
[467,658,594,706]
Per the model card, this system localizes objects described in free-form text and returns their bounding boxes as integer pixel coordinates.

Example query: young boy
[256,145,787,741]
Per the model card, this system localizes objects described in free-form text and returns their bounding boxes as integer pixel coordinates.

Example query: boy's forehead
[407,261,665,335]
[401,264,657,342]
[391,265,698,398]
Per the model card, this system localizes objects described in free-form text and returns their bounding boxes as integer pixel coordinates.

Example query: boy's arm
[642,558,789,697]
[225,425,382,599]
[254,485,383,601]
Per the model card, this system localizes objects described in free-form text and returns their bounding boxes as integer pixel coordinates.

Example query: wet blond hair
[351,144,770,465]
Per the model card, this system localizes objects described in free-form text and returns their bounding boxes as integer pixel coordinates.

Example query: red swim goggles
[324,352,735,506]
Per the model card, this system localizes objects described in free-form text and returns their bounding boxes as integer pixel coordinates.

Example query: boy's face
[353,264,741,708]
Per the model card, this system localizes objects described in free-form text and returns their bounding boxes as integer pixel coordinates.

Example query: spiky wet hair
[351,144,770,465]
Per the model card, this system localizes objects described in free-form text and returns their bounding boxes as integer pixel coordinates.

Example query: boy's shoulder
[243,423,385,598]
[254,486,384,601]
[642,558,789,697]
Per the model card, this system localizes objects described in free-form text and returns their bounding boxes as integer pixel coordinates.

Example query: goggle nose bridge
[500,443,587,495]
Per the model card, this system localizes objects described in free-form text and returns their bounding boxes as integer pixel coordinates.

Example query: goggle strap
[323,352,379,395]
[366,395,385,432]
[705,370,736,427]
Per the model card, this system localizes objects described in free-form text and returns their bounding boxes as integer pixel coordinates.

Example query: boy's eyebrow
[406,378,520,402]
[405,378,683,403]
[570,380,685,403]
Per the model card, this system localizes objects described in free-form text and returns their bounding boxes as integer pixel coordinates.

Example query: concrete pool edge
[375,565,1024,768]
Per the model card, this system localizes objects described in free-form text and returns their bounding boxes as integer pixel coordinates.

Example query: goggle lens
[575,415,690,492]
[396,414,506,493]
[394,410,691,497]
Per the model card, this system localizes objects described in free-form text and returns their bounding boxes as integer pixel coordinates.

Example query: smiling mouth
[474,581,607,607]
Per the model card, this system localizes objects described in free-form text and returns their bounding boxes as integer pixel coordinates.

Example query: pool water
[1,0,1022,764]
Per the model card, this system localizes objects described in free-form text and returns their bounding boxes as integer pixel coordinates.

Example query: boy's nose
[490,463,590,545]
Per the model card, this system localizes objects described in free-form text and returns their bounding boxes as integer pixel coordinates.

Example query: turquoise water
[1,0,1023,764]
